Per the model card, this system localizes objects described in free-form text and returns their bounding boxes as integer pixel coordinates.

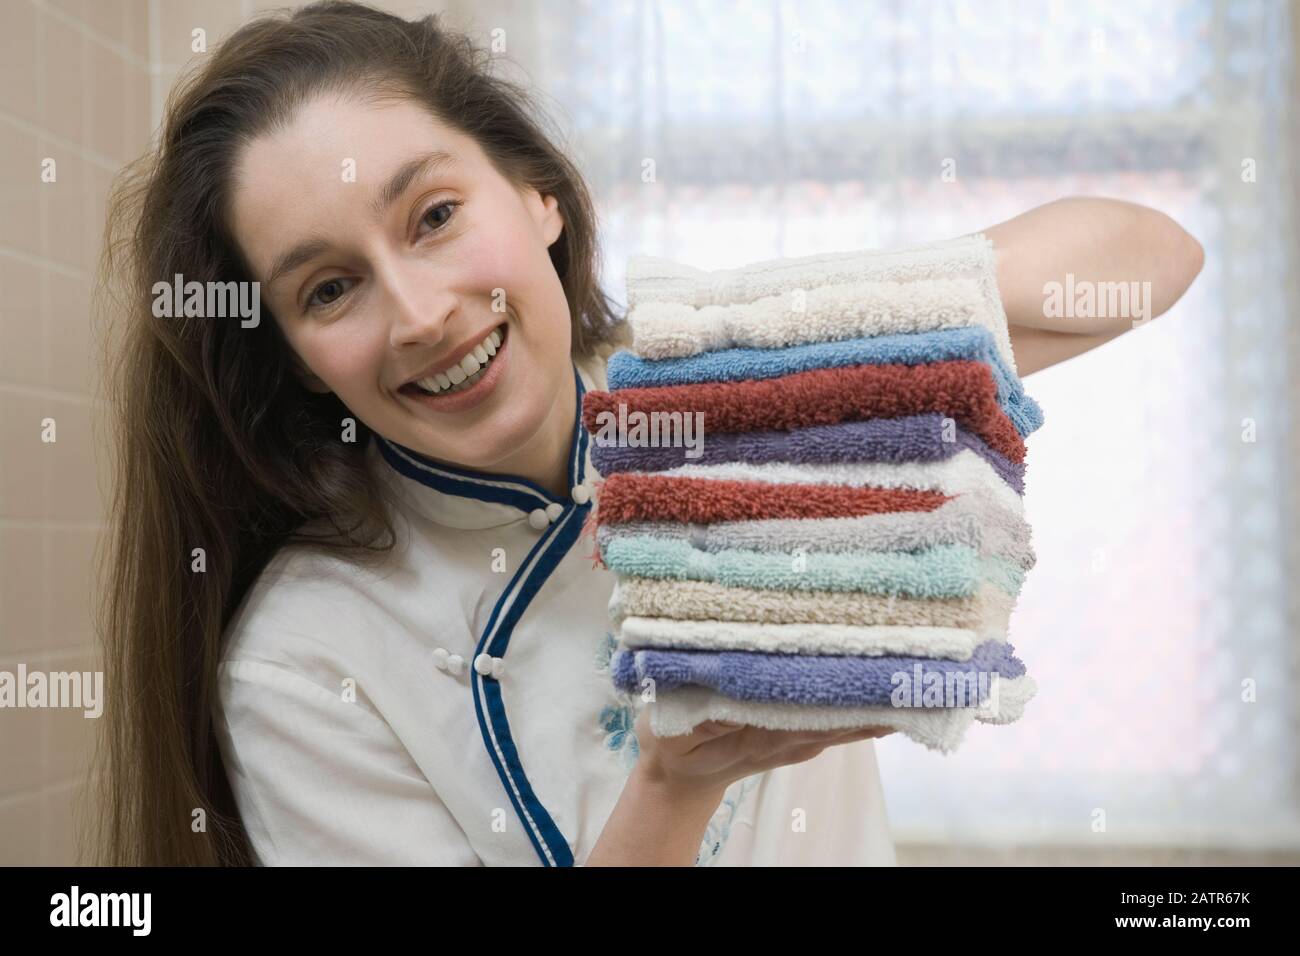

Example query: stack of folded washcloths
[581,235,1045,754]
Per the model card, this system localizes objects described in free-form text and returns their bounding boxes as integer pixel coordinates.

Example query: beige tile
[158,0,250,69]
[44,649,99,788]
[0,791,44,864]
[123,62,153,161]
[0,388,50,518]
[0,0,40,126]
[0,654,47,796]
[46,527,99,652]
[0,526,47,657]
[42,778,93,864]
[47,271,93,394]
[86,43,127,164]
[40,140,88,273]
[84,164,116,281]
[0,254,45,387]
[42,399,103,522]
[123,0,151,61]
[0,708,45,799]
[45,0,91,22]
[39,9,86,147]
[0,119,45,260]
[86,0,129,49]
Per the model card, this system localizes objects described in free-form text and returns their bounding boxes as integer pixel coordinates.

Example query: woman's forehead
[227,96,491,277]
[235,94,483,191]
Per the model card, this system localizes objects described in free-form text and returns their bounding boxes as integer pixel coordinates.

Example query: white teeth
[408,325,506,396]
[438,365,486,395]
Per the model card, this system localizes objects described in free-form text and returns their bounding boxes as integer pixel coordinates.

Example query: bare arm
[977,197,1205,375]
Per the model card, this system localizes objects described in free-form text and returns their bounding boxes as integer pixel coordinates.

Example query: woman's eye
[300,202,460,314]
[419,199,462,234]
[305,277,353,312]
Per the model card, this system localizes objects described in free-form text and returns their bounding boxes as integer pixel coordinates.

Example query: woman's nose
[386,269,456,350]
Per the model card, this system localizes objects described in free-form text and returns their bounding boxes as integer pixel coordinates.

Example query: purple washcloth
[590,413,1026,494]
[610,639,1025,708]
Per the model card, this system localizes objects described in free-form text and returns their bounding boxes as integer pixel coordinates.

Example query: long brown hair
[91,0,626,865]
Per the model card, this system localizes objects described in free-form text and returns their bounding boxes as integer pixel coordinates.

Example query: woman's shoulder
[218,535,407,685]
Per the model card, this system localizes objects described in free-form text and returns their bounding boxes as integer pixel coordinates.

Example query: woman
[94,0,1203,866]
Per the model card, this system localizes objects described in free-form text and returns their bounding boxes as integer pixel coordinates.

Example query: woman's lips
[400,323,509,414]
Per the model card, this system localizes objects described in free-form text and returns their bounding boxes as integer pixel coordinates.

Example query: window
[473,0,1300,847]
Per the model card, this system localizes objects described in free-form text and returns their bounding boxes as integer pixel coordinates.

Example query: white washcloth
[654,450,1025,517]
[625,233,1017,372]
[641,674,1038,755]
[627,278,988,360]
[617,617,987,660]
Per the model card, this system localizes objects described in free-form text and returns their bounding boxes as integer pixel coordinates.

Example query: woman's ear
[526,190,564,248]
[541,193,564,248]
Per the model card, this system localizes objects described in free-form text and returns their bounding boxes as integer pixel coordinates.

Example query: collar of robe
[372,358,598,531]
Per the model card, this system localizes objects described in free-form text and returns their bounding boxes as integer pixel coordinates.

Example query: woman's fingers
[678,719,898,766]
[839,725,896,739]
[691,719,745,740]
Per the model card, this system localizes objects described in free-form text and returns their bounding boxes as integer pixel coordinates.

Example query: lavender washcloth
[606,326,1044,437]
[589,413,1026,494]
[611,639,1027,708]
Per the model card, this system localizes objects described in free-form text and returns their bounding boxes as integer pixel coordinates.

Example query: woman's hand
[635,709,893,798]
[583,709,894,866]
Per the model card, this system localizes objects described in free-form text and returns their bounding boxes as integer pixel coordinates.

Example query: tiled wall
[0,0,151,868]
[0,0,459,867]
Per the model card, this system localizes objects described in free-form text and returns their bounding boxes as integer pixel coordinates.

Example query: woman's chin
[400,415,544,475]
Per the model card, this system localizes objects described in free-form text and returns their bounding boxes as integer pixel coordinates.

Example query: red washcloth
[582,359,1026,464]
[595,474,951,526]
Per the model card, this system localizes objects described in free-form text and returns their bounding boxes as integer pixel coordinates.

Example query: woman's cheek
[459,226,540,304]
[311,319,389,405]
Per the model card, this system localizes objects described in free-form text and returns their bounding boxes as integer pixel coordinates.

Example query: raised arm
[977,197,1205,375]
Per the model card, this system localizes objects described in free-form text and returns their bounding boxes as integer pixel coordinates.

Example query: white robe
[214,352,897,866]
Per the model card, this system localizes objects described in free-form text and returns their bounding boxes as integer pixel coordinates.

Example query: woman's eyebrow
[263,149,460,292]
[369,149,459,218]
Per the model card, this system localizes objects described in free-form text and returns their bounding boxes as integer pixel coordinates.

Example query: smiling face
[227,91,576,485]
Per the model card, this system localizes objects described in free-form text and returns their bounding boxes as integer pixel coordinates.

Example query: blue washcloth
[607,326,1045,437]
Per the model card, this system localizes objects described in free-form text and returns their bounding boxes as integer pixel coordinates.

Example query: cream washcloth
[609,577,1017,636]
[625,233,1017,373]
[617,617,988,660]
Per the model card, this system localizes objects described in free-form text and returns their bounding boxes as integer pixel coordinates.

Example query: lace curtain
[446,0,1300,848]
